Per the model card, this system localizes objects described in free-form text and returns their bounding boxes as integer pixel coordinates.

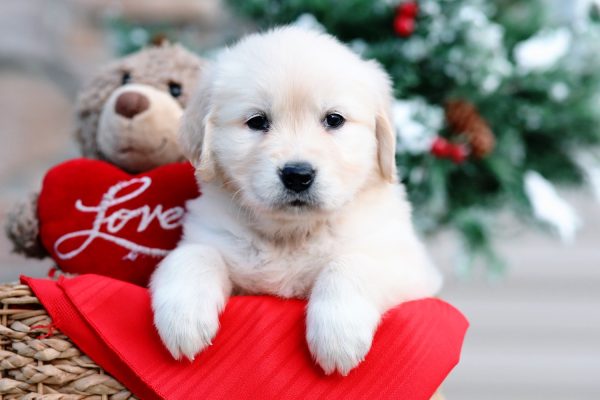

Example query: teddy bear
[5,42,204,260]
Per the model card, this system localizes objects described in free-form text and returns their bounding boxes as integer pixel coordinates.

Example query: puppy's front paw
[306,296,380,375]
[150,244,230,361]
[152,293,222,361]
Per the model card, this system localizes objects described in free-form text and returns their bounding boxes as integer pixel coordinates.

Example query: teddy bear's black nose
[115,91,150,119]
[279,162,316,193]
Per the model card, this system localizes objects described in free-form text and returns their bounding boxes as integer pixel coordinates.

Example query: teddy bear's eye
[121,72,132,85]
[168,82,182,98]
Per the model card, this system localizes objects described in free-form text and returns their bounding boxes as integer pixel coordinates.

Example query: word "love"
[54,177,184,260]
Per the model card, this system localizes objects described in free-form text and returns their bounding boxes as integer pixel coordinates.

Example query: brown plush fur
[5,43,204,259]
[76,43,203,159]
[5,194,46,259]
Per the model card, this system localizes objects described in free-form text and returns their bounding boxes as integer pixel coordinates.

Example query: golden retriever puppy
[150,26,442,375]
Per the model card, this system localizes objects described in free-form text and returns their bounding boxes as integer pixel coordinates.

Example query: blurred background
[0,0,599,399]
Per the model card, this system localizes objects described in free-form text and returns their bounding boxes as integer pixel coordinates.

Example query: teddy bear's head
[75,43,204,172]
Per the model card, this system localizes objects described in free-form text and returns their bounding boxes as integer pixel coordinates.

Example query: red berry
[450,145,469,164]
[398,1,419,18]
[394,15,415,37]
[430,137,451,157]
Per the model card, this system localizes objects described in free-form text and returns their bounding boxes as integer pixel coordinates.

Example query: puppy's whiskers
[230,187,251,222]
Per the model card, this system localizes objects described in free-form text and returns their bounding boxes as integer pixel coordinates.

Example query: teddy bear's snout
[115,91,150,119]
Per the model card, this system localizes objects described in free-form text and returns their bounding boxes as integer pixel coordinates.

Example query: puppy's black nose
[279,162,315,193]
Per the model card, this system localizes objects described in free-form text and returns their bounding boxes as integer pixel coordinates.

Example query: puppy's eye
[168,81,182,98]
[246,114,270,132]
[121,72,132,85]
[324,113,345,129]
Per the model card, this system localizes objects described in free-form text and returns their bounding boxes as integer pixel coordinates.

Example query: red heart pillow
[38,159,199,286]
[24,275,469,400]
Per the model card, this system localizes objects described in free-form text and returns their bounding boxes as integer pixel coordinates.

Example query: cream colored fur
[151,27,442,375]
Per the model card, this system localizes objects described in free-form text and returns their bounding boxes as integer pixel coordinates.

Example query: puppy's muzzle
[279,162,316,193]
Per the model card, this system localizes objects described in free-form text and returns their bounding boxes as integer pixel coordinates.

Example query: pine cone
[445,100,495,158]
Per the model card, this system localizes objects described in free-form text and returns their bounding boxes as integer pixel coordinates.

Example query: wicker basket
[0,283,135,399]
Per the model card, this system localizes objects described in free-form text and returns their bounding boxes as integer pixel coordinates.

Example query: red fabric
[37,159,200,286]
[23,275,468,400]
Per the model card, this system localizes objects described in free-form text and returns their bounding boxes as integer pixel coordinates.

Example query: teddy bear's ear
[150,33,169,47]
[179,67,216,182]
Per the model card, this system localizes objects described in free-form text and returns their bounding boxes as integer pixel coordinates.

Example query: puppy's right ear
[369,60,398,183]
[179,70,216,182]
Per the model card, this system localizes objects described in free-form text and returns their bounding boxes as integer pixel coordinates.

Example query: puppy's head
[181,27,396,216]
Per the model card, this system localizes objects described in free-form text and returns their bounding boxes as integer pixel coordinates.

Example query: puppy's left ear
[179,67,217,182]
[371,62,398,183]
